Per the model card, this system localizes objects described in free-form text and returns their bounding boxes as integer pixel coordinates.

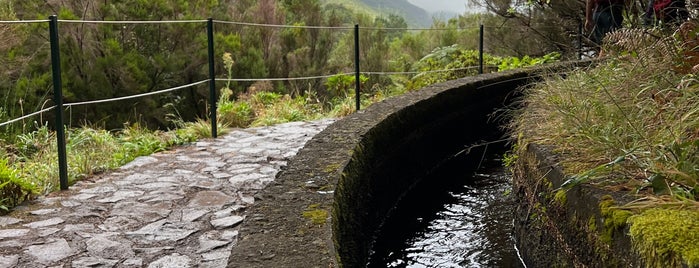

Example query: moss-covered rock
[628,208,699,267]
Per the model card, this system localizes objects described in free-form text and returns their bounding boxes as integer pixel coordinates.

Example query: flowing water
[368,147,523,267]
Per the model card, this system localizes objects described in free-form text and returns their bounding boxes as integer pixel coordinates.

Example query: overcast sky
[407,0,477,14]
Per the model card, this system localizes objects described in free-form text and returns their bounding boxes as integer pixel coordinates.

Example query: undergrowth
[510,22,699,266]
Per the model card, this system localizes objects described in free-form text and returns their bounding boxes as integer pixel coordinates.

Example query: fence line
[212,19,353,30]
[64,80,209,108]
[362,65,490,76]
[359,26,480,31]
[57,19,208,24]
[0,20,50,24]
[0,63,489,128]
[0,106,56,128]
[215,73,354,83]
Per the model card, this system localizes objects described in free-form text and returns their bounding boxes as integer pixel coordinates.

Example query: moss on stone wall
[628,208,699,267]
[599,196,633,245]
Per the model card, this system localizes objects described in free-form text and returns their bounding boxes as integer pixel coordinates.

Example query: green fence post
[207,18,217,138]
[354,24,361,111]
[479,24,484,74]
[49,15,69,190]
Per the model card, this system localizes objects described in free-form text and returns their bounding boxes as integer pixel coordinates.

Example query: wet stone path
[0,119,335,268]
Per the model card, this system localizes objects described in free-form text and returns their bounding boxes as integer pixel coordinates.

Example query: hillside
[323,0,432,26]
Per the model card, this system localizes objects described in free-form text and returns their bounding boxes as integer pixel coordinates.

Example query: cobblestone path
[0,119,335,267]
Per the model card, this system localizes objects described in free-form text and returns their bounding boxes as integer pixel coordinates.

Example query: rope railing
[64,80,209,108]
[0,106,56,128]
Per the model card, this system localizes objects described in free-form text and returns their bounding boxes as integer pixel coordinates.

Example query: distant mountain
[322,0,431,27]
[359,0,431,26]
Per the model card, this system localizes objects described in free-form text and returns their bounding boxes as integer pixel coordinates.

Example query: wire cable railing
[58,19,208,24]
[0,106,56,128]
[214,73,354,82]
[212,19,353,30]
[0,15,568,190]
[64,80,209,108]
[0,19,50,24]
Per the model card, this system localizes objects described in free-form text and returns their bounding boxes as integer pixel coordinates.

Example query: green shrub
[0,157,36,213]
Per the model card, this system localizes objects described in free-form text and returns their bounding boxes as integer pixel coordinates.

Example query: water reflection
[369,153,521,268]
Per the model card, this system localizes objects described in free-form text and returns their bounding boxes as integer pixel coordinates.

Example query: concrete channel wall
[228,61,593,268]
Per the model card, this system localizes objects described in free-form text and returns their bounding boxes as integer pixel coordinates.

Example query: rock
[24,239,75,265]
[96,190,145,203]
[197,231,235,253]
[23,217,64,229]
[71,256,119,268]
[122,258,143,267]
[188,191,235,208]
[0,255,19,268]
[38,228,60,237]
[126,220,198,242]
[210,216,244,229]
[120,156,158,169]
[60,200,82,207]
[30,208,60,215]
[0,216,21,227]
[147,253,191,268]
[0,229,30,239]
[86,235,134,259]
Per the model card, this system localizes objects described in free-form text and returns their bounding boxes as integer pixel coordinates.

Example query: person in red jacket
[585,0,627,46]
[652,0,688,25]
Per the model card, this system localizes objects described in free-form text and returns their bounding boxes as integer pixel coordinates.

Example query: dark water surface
[368,148,523,268]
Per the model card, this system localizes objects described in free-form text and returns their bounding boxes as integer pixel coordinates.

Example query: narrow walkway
[0,119,335,267]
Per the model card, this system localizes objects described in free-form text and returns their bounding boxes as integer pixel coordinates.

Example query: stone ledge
[513,143,639,267]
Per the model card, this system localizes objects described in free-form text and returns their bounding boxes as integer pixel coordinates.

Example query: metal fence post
[578,20,583,60]
[207,18,217,138]
[49,15,69,190]
[354,24,361,111]
[479,24,484,74]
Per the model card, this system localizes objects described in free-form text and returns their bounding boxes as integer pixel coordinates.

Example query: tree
[467,0,595,58]
[6,0,244,129]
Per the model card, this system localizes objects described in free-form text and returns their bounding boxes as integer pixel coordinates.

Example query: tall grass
[510,27,699,204]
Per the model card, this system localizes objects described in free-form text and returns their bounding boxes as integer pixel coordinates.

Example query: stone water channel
[368,144,524,268]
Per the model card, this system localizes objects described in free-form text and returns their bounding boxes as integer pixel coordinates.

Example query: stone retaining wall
[513,144,639,267]
[228,61,593,268]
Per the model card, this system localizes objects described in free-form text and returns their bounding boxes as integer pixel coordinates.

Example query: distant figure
[586,0,626,46]
[651,0,689,25]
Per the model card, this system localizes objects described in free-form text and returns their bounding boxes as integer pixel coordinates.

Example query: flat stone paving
[0,119,335,268]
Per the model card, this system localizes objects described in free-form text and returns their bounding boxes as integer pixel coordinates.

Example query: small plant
[0,157,36,213]
[325,74,368,99]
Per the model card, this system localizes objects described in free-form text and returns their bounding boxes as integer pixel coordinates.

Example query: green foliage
[325,74,368,98]
[407,45,559,90]
[0,157,36,213]
[498,52,561,71]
